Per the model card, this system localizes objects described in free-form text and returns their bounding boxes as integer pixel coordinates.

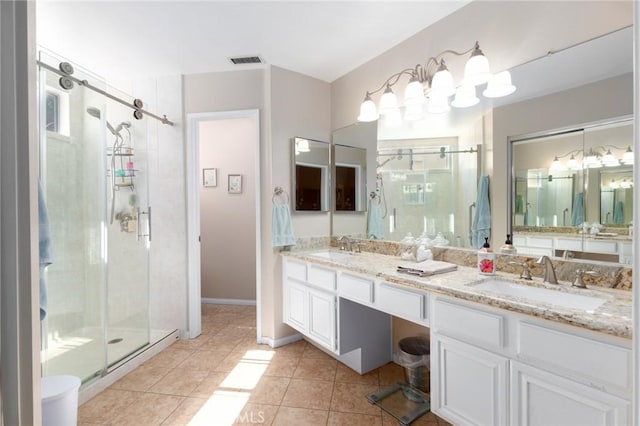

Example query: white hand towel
[272,204,296,247]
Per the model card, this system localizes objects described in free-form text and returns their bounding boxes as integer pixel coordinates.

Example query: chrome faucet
[536,255,558,284]
[339,236,352,251]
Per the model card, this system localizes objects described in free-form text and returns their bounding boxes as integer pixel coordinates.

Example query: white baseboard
[260,333,303,348]
[202,298,257,306]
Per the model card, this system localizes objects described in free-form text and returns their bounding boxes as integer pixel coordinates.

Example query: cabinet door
[510,361,630,426]
[308,287,337,352]
[283,279,308,333]
[432,335,508,426]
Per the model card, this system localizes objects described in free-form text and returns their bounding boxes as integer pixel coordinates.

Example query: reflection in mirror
[600,167,633,225]
[510,118,633,263]
[333,144,366,212]
[512,131,584,228]
[292,137,330,212]
[376,138,479,246]
[331,122,377,238]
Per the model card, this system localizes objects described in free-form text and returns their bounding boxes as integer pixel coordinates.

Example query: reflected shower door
[104,88,150,368]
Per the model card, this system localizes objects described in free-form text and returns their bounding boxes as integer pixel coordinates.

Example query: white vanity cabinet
[432,335,509,426]
[282,259,392,371]
[510,361,630,426]
[283,259,338,353]
[429,295,631,426]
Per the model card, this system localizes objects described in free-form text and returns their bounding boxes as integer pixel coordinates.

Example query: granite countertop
[283,249,632,339]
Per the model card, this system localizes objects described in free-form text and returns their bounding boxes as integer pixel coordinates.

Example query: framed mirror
[333,144,367,212]
[292,137,330,212]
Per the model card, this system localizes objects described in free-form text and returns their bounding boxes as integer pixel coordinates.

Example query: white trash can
[41,375,81,426]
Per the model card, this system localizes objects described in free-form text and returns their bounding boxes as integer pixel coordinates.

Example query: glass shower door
[39,51,151,382]
[39,51,109,382]
[103,89,150,367]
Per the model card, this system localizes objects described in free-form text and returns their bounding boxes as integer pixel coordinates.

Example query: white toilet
[41,375,81,426]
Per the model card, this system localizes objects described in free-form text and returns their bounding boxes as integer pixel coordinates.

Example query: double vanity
[282,249,632,425]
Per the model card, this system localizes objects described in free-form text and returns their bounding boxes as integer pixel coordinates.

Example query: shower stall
[37,51,166,384]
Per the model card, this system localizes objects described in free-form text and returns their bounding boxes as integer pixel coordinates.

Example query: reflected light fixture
[549,145,634,170]
[295,138,310,156]
[357,41,516,123]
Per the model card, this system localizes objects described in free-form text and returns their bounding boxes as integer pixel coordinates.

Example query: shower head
[114,121,132,134]
[86,106,117,135]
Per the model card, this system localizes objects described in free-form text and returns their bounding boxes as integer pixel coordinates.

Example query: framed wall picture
[203,168,218,187]
[228,174,242,194]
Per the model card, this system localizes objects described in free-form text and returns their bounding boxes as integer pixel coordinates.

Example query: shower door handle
[137,206,152,242]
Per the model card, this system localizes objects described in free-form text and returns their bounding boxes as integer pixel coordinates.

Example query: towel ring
[273,186,290,204]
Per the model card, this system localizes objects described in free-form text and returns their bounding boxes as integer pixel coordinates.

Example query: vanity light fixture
[357,41,516,123]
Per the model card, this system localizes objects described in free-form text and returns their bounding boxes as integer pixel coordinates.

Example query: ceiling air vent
[229,55,264,65]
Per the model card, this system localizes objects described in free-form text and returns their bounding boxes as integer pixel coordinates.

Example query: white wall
[199,118,257,301]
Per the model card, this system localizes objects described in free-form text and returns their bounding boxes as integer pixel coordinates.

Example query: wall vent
[229,56,264,65]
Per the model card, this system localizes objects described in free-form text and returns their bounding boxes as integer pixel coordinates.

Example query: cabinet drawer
[513,236,526,246]
[585,240,617,254]
[527,236,554,248]
[376,283,425,323]
[285,260,307,281]
[308,265,336,291]
[339,273,374,304]
[517,321,631,392]
[433,298,505,350]
[555,238,582,251]
[619,242,632,256]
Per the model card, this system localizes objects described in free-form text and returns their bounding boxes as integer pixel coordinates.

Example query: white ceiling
[36,1,471,82]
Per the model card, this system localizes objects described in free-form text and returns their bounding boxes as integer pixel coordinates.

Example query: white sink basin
[308,250,355,260]
[468,279,607,311]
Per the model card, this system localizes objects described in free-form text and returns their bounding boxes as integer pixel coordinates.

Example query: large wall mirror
[292,137,330,212]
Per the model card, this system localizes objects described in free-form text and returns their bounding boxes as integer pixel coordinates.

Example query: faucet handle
[573,269,599,289]
[509,261,532,280]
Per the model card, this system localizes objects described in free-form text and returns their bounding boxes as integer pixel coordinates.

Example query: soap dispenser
[478,237,496,275]
[500,234,516,255]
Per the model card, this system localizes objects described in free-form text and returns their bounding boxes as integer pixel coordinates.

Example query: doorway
[186,110,261,340]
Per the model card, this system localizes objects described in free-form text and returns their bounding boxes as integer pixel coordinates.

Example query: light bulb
[483,71,516,98]
[379,85,399,117]
[622,146,634,165]
[567,155,579,170]
[464,43,491,86]
[428,95,450,114]
[549,156,563,171]
[451,84,479,108]
[357,94,379,122]
[404,77,426,106]
[430,61,455,97]
[602,150,618,167]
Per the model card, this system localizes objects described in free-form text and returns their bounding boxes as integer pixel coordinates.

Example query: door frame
[185,109,261,339]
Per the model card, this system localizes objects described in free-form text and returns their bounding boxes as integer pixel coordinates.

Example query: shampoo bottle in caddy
[478,237,496,275]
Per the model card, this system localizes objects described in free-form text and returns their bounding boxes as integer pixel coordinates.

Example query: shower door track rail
[37,60,175,126]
